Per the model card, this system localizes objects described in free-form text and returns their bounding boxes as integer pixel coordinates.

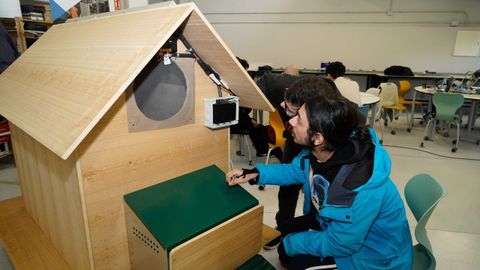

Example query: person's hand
[226,168,258,186]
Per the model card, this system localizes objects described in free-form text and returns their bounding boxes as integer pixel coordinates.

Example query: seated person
[256,64,301,108]
[227,92,412,269]
[233,63,302,157]
[230,107,270,156]
[231,57,271,156]
[326,61,361,105]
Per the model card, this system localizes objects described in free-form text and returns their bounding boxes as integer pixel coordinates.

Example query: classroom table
[360,92,380,127]
[410,86,480,137]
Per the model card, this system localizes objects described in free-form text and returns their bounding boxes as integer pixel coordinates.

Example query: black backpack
[384,65,414,76]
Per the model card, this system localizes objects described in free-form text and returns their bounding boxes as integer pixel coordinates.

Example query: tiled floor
[0,115,479,269]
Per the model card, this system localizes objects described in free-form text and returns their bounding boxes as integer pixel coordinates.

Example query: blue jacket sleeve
[255,150,308,186]
[282,188,383,257]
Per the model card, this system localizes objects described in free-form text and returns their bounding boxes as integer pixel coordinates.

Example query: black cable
[177,34,239,99]
[382,144,480,161]
[178,34,233,96]
[220,84,237,96]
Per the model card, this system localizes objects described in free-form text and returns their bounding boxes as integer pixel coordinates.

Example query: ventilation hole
[132,228,160,252]
[134,60,187,121]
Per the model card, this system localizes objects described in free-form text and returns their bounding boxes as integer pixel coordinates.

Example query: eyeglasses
[281,100,300,117]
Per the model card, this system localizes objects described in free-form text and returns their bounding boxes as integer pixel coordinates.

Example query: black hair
[284,77,341,107]
[236,57,249,70]
[325,61,346,79]
[255,65,273,78]
[304,95,370,151]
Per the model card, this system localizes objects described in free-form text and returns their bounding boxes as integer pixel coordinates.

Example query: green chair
[404,174,447,270]
[420,92,464,152]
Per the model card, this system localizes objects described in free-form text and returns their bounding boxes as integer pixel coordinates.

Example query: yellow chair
[379,82,407,135]
[398,80,425,132]
[265,110,286,164]
[259,110,286,191]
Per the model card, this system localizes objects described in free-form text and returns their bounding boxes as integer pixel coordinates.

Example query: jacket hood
[355,129,391,191]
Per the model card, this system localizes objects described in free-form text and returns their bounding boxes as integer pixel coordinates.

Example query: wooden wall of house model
[0,3,273,270]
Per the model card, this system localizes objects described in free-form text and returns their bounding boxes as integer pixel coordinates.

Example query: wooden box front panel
[170,206,263,270]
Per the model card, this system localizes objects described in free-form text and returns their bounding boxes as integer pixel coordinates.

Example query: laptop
[471,77,480,90]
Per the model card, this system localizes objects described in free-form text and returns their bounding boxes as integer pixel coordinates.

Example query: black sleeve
[241,168,260,185]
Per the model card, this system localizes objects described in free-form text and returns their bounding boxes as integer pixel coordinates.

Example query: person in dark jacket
[231,57,272,156]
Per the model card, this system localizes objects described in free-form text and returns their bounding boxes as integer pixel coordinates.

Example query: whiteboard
[453,30,480,57]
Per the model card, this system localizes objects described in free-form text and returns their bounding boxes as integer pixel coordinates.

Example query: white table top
[414,86,480,101]
[360,92,380,106]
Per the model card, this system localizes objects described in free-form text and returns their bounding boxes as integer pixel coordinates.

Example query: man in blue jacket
[227,93,412,269]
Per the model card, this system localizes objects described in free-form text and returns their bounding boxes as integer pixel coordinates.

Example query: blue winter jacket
[256,129,413,270]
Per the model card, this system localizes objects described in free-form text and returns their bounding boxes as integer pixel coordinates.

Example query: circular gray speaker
[134,60,187,121]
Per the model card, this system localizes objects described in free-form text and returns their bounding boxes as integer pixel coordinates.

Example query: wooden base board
[262,224,281,246]
[0,197,71,270]
[0,197,278,270]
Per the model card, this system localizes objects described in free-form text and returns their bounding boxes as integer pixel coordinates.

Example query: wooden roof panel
[183,7,274,111]
[0,3,272,160]
[0,4,194,159]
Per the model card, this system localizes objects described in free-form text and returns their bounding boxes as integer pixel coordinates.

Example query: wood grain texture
[183,8,274,112]
[1,4,270,269]
[9,124,93,270]
[0,5,194,160]
[0,3,272,161]
[14,17,27,53]
[169,206,263,270]
[76,63,229,270]
[262,224,281,246]
[0,197,71,270]
[124,203,169,270]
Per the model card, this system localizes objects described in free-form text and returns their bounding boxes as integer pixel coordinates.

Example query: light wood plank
[1,4,271,270]
[14,17,27,53]
[0,3,271,161]
[0,197,23,217]
[0,5,194,159]
[262,224,281,246]
[0,197,71,270]
[9,125,92,270]
[169,205,263,270]
[183,8,274,112]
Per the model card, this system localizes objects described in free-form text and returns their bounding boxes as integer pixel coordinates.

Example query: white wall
[192,0,480,74]
[0,0,21,18]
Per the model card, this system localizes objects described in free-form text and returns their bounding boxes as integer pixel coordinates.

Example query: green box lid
[124,165,259,252]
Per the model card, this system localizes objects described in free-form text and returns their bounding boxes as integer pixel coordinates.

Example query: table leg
[370,103,377,128]
[467,100,477,137]
[410,91,417,130]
